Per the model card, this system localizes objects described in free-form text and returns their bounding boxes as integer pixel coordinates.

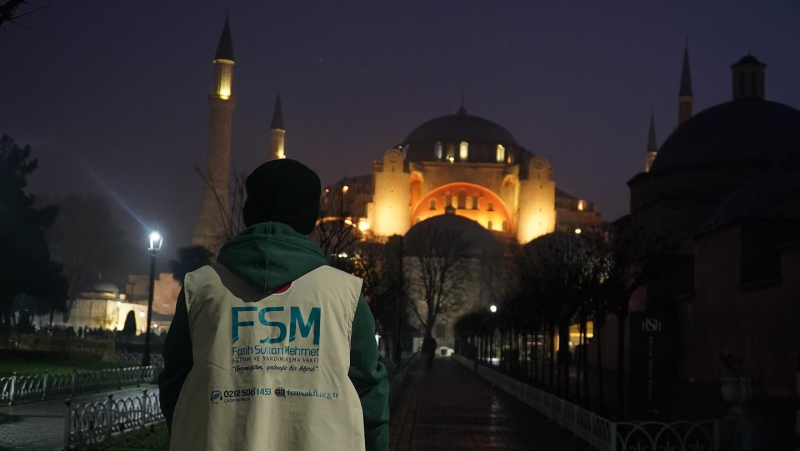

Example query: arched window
[488,202,495,212]
[507,150,514,164]
[429,199,436,210]
[402,145,409,159]
[502,220,509,231]
[457,190,467,209]
[488,220,493,230]
[496,144,505,163]
[459,142,468,161]
[473,196,480,210]
[446,144,455,161]
[446,194,452,207]
[435,142,443,159]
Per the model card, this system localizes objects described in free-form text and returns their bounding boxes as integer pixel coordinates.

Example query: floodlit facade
[354,105,601,244]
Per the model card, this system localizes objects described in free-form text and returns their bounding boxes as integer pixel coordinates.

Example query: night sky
[3,1,799,260]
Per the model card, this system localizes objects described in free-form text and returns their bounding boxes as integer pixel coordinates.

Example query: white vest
[170,265,365,451]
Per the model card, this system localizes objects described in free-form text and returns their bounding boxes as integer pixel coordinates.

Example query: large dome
[400,108,527,164]
[650,99,800,174]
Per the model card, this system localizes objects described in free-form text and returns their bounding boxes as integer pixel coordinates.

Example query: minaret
[645,112,658,172]
[268,95,286,161]
[192,17,236,252]
[678,41,693,126]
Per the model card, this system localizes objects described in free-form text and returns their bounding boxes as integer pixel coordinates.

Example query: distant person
[423,336,437,369]
[158,160,389,451]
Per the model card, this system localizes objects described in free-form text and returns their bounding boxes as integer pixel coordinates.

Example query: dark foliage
[0,135,68,330]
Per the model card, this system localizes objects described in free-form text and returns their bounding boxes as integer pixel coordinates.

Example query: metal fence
[64,389,166,449]
[0,366,156,405]
[453,354,719,451]
[115,351,164,367]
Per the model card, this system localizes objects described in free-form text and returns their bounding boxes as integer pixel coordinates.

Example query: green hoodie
[158,223,390,450]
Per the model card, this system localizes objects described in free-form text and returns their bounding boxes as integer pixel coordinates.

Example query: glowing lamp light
[148,231,163,252]
[116,301,122,307]
[344,219,353,226]
[575,228,582,235]
[448,156,455,163]
[489,305,497,313]
[278,152,286,159]
[342,185,350,194]
[358,221,369,232]
[577,200,585,211]
[139,311,145,318]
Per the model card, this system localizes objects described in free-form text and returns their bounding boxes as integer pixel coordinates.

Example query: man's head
[242,159,321,234]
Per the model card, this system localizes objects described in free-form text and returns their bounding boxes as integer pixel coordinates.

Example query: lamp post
[142,231,163,367]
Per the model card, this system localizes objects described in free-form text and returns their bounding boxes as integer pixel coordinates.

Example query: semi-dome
[650,99,800,174]
[400,107,528,164]
[403,210,501,258]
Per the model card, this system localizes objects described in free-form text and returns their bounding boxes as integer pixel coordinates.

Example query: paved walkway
[0,385,157,451]
[390,359,585,451]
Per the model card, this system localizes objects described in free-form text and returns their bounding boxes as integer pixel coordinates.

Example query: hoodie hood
[216,222,327,294]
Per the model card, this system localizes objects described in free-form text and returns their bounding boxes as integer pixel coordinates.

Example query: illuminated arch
[411,182,514,232]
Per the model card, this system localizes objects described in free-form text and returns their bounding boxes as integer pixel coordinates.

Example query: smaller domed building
[615,50,800,442]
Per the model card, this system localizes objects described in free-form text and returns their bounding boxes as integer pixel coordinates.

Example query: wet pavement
[390,358,586,451]
[0,386,157,451]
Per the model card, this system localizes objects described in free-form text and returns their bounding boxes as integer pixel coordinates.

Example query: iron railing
[115,351,164,366]
[453,354,719,451]
[64,389,165,449]
[0,366,155,405]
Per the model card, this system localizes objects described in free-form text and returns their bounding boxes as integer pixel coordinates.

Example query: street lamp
[142,231,163,367]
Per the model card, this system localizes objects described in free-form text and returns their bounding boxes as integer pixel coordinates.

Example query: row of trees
[1,135,140,333]
[0,135,67,332]
[455,222,652,416]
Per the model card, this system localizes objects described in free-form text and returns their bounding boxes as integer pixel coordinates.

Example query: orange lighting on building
[411,182,514,233]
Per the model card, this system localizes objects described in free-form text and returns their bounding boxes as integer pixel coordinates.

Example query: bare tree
[45,195,135,319]
[194,165,248,246]
[591,218,653,414]
[405,227,471,341]
[517,231,600,397]
[0,0,48,31]
[313,177,368,264]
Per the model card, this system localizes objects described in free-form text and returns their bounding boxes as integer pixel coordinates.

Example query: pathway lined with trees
[390,358,585,451]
